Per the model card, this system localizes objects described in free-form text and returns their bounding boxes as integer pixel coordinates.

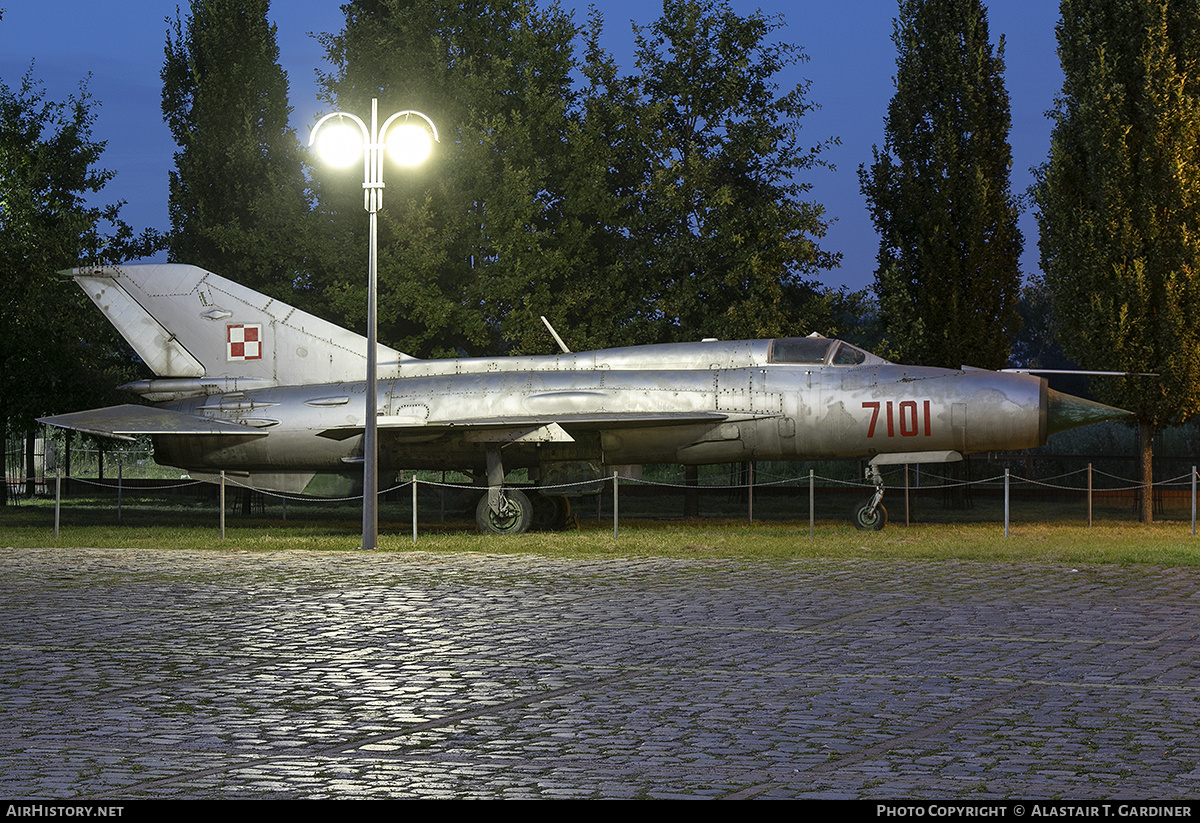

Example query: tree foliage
[163,0,316,304]
[860,0,1022,369]
[312,0,839,356]
[0,41,156,500]
[314,0,582,356]
[1037,0,1200,426]
[1035,0,1200,521]
[0,77,151,420]
[626,0,839,342]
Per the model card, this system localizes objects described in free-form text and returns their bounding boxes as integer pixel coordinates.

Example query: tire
[530,493,571,531]
[852,500,887,531]
[476,488,533,535]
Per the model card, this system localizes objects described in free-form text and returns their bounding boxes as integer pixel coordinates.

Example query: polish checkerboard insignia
[227,324,263,361]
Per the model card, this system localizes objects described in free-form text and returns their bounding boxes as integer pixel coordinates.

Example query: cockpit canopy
[768,337,889,366]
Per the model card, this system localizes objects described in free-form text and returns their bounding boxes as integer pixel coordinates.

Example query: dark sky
[0,1,1062,293]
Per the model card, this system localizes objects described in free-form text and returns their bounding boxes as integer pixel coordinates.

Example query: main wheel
[476,488,533,535]
[852,499,887,531]
[530,493,571,531]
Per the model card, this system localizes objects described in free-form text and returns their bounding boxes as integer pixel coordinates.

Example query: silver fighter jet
[40,264,1129,533]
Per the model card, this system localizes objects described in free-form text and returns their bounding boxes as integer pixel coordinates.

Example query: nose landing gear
[852,464,887,531]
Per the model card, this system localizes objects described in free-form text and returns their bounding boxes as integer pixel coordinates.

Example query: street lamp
[309,100,438,550]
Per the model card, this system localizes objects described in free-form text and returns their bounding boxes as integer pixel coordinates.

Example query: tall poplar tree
[1036,0,1200,523]
[860,0,1022,370]
[162,0,315,304]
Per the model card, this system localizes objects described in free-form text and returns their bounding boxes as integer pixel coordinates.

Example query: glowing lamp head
[386,122,434,166]
[315,121,364,167]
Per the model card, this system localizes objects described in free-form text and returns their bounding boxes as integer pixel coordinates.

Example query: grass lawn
[2,489,1199,565]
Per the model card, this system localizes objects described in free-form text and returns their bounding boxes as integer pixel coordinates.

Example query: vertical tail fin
[72,263,413,398]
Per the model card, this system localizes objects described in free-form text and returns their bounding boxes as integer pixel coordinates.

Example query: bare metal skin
[42,265,1127,534]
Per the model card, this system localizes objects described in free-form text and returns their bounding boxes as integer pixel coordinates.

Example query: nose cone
[1047,388,1133,434]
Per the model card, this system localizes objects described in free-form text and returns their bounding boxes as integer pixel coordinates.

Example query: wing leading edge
[39,405,267,441]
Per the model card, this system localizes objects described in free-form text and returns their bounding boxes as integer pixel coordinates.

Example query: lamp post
[309,100,438,550]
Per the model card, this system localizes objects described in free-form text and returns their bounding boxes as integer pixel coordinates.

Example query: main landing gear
[473,446,570,535]
[852,464,887,531]
[476,487,533,535]
[474,488,570,535]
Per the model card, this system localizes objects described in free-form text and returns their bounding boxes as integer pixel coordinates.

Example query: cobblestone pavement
[1,546,1199,799]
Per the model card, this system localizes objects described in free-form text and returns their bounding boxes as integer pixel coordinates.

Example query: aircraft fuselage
[152,355,1048,475]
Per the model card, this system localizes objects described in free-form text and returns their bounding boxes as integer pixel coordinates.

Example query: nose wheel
[852,498,887,531]
[852,465,888,531]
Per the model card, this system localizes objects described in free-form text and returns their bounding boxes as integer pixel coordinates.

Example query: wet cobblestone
[1,547,1198,798]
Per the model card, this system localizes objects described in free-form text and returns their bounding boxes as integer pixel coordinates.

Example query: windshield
[831,342,869,365]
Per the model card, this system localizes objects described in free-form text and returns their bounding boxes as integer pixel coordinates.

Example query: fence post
[1192,465,1196,537]
[54,468,61,541]
[747,461,754,524]
[1087,462,1093,527]
[809,469,814,539]
[117,456,123,523]
[219,470,226,540]
[612,470,619,539]
[1004,468,1010,538]
[412,478,418,544]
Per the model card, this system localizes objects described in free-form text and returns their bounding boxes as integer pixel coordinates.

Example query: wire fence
[9,458,1200,542]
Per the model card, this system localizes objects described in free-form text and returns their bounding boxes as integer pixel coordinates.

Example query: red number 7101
[862,400,932,438]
